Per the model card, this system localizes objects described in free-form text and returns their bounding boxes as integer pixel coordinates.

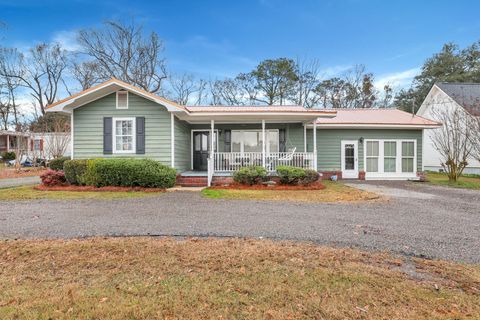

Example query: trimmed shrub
[49,156,70,171]
[1,151,16,162]
[276,166,307,185]
[300,169,320,185]
[233,166,267,185]
[85,158,177,188]
[40,169,66,186]
[64,159,89,185]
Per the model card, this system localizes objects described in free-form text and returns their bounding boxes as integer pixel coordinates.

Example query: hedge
[233,166,267,185]
[64,158,177,189]
[49,156,70,171]
[1,151,16,162]
[276,166,319,185]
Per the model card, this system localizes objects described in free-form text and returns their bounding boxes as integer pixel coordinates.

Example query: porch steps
[176,176,208,187]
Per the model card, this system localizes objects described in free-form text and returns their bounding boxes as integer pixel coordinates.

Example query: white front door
[341,140,358,179]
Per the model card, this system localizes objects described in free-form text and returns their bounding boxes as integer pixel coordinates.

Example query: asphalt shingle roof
[436,82,480,116]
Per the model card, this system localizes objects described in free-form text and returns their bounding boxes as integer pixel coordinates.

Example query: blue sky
[1,0,480,89]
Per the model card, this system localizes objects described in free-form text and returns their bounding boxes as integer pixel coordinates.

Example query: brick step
[176,176,208,187]
[177,183,207,187]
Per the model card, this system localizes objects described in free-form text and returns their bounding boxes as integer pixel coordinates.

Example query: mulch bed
[34,185,165,193]
[210,182,326,190]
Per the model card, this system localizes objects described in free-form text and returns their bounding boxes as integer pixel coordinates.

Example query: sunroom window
[366,141,379,172]
[383,141,397,172]
[402,141,415,172]
[113,118,135,153]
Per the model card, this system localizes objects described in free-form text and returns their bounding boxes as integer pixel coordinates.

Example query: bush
[49,156,70,171]
[64,159,89,185]
[1,151,16,162]
[276,166,307,185]
[233,166,267,185]
[300,169,320,185]
[85,158,177,188]
[40,169,66,186]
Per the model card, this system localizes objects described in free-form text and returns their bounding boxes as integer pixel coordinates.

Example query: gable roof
[435,82,480,116]
[314,109,440,128]
[46,78,185,113]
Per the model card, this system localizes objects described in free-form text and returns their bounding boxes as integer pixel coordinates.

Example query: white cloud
[319,65,351,79]
[375,67,420,90]
[52,30,81,52]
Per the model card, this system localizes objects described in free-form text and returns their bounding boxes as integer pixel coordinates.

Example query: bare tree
[77,20,167,93]
[0,52,22,129]
[0,44,68,116]
[291,58,322,108]
[71,60,103,91]
[167,73,203,105]
[430,106,475,181]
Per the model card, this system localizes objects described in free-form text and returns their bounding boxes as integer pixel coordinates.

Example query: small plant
[300,169,320,185]
[1,151,16,162]
[233,166,267,185]
[276,166,306,185]
[40,169,66,186]
[49,156,70,171]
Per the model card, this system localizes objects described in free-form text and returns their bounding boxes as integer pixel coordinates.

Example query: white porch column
[210,119,215,159]
[303,124,307,152]
[6,134,9,152]
[170,113,175,167]
[262,120,266,168]
[313,121,317,170]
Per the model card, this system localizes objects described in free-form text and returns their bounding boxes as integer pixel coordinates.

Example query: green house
[47,78,440,185]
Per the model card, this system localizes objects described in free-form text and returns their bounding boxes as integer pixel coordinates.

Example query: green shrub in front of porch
[233,166,268,185]
[276,166,319,185]
[62,158,177,189]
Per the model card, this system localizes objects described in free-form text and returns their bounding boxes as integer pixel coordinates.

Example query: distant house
[46,78,440,186]
[0,130,70,160]
[417,83,480,174]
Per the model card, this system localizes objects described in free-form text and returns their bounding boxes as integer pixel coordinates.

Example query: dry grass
[203,181,380,202]
[0,186,162,201]
[0,237,479,319]
[0,163,46,179]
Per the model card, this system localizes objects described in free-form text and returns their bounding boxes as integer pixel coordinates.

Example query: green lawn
[0,186,162,201]
[426,171,480,190]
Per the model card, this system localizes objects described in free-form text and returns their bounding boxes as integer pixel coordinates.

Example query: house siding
[73,92,172,165]
[306,129,423,172]
[174,116,191,171]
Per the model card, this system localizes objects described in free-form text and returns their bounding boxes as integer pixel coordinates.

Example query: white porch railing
[213,152,316,172]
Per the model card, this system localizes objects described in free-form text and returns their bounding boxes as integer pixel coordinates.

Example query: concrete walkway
[0,176,41,189]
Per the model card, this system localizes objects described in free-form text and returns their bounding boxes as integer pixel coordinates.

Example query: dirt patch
[209,181,326,190]
[0,166,46,179]
[34,184,165,193]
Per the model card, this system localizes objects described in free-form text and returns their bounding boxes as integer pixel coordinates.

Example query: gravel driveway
[0,181,479,263]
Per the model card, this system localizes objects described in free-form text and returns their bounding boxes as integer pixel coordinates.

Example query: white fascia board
[305,124,440,129]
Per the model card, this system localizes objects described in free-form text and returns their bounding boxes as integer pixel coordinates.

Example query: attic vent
[116,91,128,109]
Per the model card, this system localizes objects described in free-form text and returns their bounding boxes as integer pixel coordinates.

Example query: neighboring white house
[417,82,480,174]
[0,130,70,160]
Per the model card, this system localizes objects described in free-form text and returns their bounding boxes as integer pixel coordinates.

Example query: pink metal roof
[315,109,440,126]
[185,105,336,114]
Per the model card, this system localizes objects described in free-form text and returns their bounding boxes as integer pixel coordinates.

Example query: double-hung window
[113,118,135,153]
[365,141,379,172]
[401,141,415,172]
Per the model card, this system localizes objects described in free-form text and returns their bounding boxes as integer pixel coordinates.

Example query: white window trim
[231,129,279,154]
[363,139,417,180]
[116,91,129,109]
[112,117,136,154]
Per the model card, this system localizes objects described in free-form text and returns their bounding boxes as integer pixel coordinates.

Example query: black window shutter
[103,117,112,154]
[224,129,231,152]
[279,129,286,152]
[136,117,145,154]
